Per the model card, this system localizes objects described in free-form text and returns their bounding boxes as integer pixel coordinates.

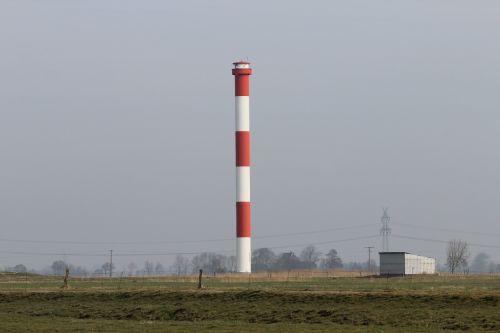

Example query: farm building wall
[380,252,436,276]
[379,252,406,275]
[404,253,436,275]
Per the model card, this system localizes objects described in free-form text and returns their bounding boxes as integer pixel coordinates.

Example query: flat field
[0,272,499,332]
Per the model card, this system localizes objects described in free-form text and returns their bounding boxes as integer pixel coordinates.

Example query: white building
[379,252,436,275]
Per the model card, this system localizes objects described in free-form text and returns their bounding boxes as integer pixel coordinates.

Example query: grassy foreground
[0,273,499,332]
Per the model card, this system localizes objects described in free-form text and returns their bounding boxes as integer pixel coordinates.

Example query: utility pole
[364,246,374,273]
[110,250,113,278]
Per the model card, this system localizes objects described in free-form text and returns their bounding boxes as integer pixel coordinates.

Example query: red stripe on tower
[235,132,250,166]
[233,60,252,273]
[236,202,251,237]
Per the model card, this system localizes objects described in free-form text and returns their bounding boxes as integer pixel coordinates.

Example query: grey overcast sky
[1,0,500,271]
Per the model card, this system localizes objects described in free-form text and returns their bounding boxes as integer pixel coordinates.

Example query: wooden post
[198,269,203,289]
[62,268,69,289]
[118,272,124,289]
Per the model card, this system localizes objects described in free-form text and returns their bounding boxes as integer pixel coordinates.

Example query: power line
[0,223,378,245]
[254,223,378,239]
[0,251,108,257]
[0,235,381,257]
[113,250,233,256]
[0,237,232,245]
[392,222,500,238]
[392,234,500,249]
[7,234,496,258]
[4,231,499,259]
[265,235,380,250]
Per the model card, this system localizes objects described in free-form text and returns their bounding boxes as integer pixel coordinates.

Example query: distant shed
[379,252,436,276]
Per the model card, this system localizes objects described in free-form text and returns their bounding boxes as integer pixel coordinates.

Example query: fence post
[62,268,69,289]
[198,269,203,289]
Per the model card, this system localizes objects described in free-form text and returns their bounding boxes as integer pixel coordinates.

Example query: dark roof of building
[379,252,436,259]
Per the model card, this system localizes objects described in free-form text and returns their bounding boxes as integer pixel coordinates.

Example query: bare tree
[102,262,114,276]
[226,255,237,272]
[300,245,322,269]
[171,255,190,276]
[154,262,164,275]
[252,248,276,271]
[12,264,27,273]
[488,262,500,273]
[470,253,490,273]
[127,262,137,276]
[190,253,227,275]
[274,252,308,271]
[320,249,343,269]
[51,261,67,275]
[446,239,470,274]
[144,261,154,276]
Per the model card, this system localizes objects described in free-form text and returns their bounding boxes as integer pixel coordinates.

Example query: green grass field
[0,272,499,332]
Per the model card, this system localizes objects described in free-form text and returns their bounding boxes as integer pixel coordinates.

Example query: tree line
[6,240,499,276]
[177,246,345,275]
[4,246,346,277]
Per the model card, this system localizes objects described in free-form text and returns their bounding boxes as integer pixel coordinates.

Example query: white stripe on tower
[232,61,252,273]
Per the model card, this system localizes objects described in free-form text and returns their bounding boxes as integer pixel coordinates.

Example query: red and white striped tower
[232,61,252,273]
